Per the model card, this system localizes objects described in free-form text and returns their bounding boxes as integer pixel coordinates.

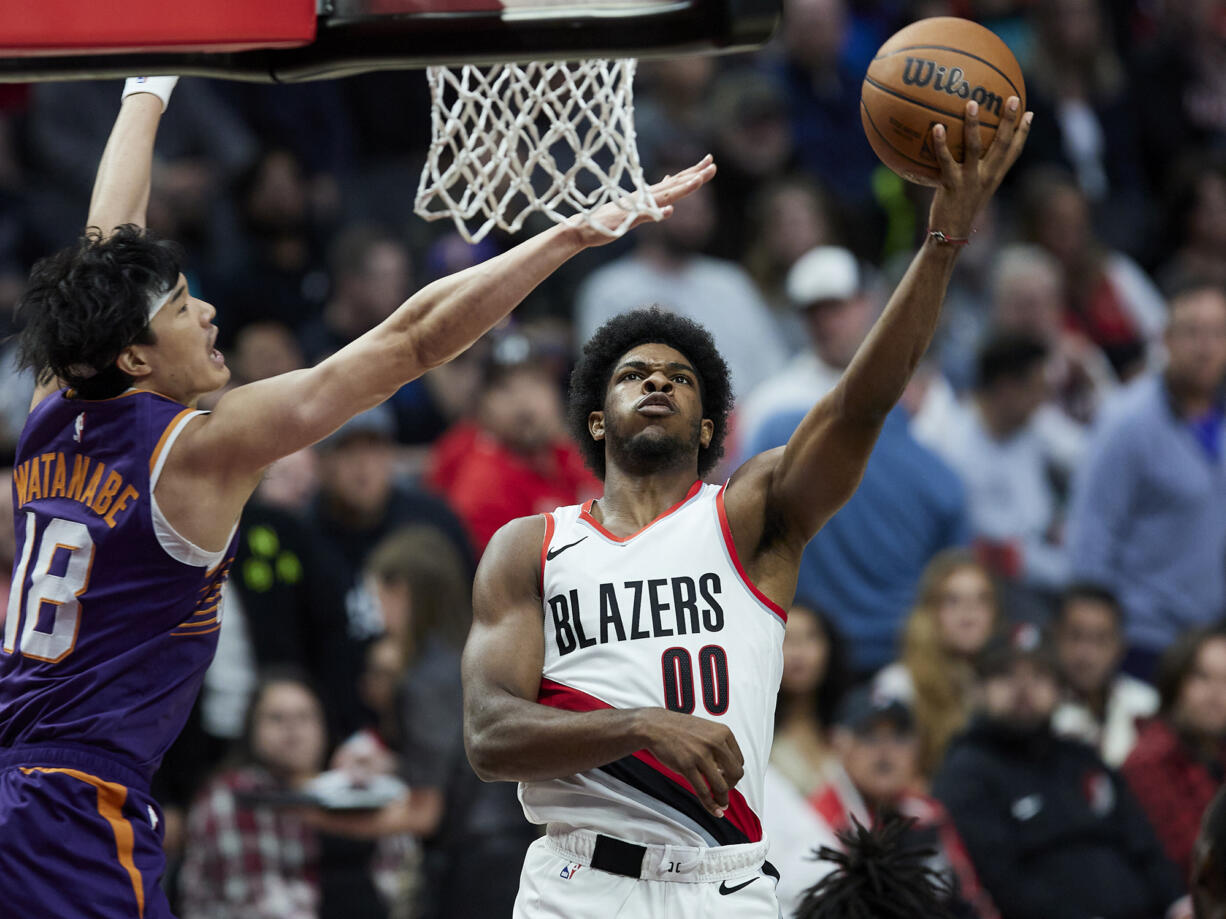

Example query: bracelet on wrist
[927,228,973,247]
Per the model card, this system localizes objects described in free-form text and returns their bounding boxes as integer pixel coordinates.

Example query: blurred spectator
[1020,0,1148,254]
[357,526,535,919]
[179,671,392,919]
[299,224,411,366]
[1051,583,1159,767]
[1156,156,1226,296]
[1066,285,1226,679]
[1019,168,1165,380]
[989,244,1117,425]
[574,173,788,398]
[230,320,306,386]
[426,337,599,554]
[1194,786,1226,919]
[742,176,838,317]
[703,69,798,260]
[875,551,1000,779]
[773,0,883,254]
[736,246,875,452]
[933,332,1080,616]
[632,58,716,176]
[806,689,998,919]
[747,395,968,675]
[773,603,853,797]
[1132,0,1226,195]
[0,457,12,605]
[933,624,1185,919]
[307,405,474,669]
[213,149,328,333]
[1122,624,1226,881]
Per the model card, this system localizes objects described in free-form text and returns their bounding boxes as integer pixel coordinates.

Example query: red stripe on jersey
[539,513,556,598]
[715,484,787,624]
[535,677,763,843]
[579,480,703,543]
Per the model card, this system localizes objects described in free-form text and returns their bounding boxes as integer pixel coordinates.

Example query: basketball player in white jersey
[463,97,1031,917]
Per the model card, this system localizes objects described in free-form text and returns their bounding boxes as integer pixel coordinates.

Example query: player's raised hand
[575,155,717,246]
[927,96,1031,241]
[636,707,744,818]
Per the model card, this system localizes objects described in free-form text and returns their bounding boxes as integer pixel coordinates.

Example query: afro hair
[567,307,733,480]
[17,225,182,398]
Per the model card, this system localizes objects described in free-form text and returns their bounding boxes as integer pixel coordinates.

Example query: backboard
[0,0,779,83]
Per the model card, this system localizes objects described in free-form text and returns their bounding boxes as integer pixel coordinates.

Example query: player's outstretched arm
[187,159,716,493]
[29,78,176,411]
[729,98,1031,551]
[461,516,743,818]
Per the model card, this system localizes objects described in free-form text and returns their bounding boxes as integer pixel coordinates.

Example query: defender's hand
[928,96,1031,240]
[636,707,744,817]
[575,155,717,246]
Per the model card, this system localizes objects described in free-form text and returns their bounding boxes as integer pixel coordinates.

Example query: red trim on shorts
[534,677,763,843]
[539,513,556,598]
[715,484,787,624]
[579,480,704,543]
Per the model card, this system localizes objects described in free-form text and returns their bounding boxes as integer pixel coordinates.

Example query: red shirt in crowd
[428,421,600,555]
[1121,717,1226,880]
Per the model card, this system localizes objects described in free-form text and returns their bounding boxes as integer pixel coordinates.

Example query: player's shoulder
[479,514,549,575]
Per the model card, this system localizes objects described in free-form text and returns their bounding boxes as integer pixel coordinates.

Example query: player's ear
[588,411,605,443]
[116,345,152,380]
[699,418,714,448]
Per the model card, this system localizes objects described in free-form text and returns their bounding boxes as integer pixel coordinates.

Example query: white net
[414,59,663,244]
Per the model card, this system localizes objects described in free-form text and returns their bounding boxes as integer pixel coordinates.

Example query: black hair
[566,307,733,480]
[16,225,182,399]
[794,815,957,919]
[1057,582,1124,629]
[1156,622,1226,715]
[1204,785,1226,867]
[776,601,853,731]
[975,331,1049,392]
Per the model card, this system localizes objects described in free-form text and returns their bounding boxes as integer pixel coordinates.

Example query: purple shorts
[0,745,172,919]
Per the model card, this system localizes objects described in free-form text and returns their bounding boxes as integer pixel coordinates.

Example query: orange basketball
[860,17,1025,186]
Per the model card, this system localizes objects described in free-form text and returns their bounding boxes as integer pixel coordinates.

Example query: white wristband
[122,76,179,113]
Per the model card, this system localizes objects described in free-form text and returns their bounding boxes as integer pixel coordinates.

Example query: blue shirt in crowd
[746,406,969,673]
[1067,375,1226,653]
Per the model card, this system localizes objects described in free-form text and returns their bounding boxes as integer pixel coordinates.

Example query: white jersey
[520,480,786,849]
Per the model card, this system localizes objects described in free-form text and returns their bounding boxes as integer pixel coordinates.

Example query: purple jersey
[2,389,237,783]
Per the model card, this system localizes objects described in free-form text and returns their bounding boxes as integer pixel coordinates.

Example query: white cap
[786,246,861,308]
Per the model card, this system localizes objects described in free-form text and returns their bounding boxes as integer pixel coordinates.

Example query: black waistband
[588,833,779,883]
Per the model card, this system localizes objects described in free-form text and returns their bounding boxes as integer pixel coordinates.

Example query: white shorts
[513,828,781,918]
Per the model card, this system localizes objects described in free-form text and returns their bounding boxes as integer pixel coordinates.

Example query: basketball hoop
[414,59,663,243]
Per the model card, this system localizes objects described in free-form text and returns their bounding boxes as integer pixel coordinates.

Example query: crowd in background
[3,0,1226,916]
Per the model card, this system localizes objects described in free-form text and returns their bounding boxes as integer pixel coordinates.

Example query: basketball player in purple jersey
[0,76,713,919]
[463,98,1032,917]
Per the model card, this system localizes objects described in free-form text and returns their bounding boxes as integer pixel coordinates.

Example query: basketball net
[415,59,663,243]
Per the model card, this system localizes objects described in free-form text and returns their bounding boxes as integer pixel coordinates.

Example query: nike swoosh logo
[718,878,758,895]
[546,536,588,561]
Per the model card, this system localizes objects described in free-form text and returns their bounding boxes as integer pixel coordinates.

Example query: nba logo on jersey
[72,412,85,443]
[559,863,581,879]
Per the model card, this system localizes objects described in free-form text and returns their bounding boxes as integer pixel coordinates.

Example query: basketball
[860,17,1025,186]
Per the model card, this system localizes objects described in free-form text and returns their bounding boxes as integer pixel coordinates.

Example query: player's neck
[593,465,701,536]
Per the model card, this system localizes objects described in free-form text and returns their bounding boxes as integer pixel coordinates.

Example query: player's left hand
[574,155,717,246]
[928,96,1031,240]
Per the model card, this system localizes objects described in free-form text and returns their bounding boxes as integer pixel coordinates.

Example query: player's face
[1055,600,1122,699]
[592,342,713,475]
[934,566,995,658]
[131,275,229,405]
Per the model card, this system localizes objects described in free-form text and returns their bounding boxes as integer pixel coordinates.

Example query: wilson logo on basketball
[900,57,1003,117]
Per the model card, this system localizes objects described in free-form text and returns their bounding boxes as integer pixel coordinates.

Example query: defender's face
[136,275,230,405]
[590,342,713,470]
